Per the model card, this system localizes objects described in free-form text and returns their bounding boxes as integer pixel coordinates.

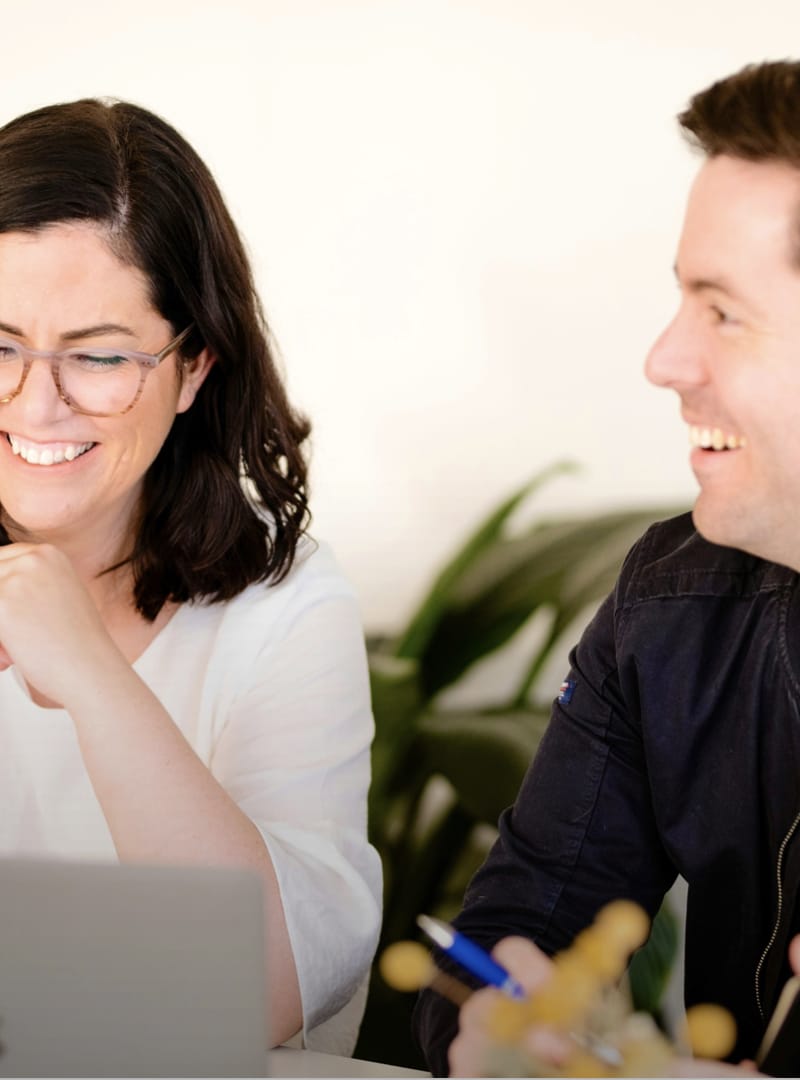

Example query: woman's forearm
[65,656,303,1045]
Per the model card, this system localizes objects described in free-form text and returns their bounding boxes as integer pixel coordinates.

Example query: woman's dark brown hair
[0,98,311,619]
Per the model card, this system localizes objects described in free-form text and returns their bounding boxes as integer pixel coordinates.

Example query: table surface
[271,1046,431,1077]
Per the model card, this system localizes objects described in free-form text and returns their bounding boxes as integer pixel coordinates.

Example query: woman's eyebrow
[0,320,137,341]
[60,323,137,342]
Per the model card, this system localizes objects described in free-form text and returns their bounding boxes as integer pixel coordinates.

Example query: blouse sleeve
[205,542,382,1050]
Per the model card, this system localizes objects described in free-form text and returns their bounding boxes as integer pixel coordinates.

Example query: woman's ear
[176,348,216,413]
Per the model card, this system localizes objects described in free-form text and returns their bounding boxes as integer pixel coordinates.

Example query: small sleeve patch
[557,677,576,704]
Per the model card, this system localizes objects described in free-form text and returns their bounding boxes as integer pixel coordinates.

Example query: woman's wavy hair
[0,98,311,619]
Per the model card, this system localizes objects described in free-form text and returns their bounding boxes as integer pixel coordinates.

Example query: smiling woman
[0,223,213,547]
[0,99,381,1055]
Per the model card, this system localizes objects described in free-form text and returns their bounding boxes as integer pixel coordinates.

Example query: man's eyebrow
[672,264,747,303]
[0,321,136,342]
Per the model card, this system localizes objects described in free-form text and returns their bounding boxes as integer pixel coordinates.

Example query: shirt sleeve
[412,584,677,1076]
[206,545,382,1050]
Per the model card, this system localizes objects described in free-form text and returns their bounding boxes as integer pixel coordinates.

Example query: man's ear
[177,348,216,413]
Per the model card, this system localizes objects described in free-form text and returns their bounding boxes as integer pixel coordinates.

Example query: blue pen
[416,914,527,999]
[417,913,624,1069]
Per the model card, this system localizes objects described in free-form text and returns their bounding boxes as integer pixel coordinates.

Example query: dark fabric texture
[412,512,800,1075]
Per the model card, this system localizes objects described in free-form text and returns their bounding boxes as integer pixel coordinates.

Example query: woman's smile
[4,432,97,466]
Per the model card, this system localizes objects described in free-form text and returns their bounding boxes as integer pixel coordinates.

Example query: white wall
[2,1,794,629]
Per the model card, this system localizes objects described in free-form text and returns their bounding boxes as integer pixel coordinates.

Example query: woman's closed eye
[69,351,130,369]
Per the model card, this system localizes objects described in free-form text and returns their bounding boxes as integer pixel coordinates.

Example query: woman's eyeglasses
[0,325,194,417]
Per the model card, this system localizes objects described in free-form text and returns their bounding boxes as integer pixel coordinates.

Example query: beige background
[1,0,792,630]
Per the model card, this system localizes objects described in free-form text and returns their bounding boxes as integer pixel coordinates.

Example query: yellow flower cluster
[380,900,737,1077]
[483,900,673,1076]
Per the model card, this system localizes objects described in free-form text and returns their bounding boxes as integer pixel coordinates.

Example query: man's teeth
[7,435,94,465]
[688,425,747,451]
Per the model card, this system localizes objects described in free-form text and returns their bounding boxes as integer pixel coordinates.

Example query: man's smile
[688,424,747,451]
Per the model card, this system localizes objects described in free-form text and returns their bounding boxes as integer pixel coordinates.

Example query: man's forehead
[677,155,800,280]
[686,154,800,218]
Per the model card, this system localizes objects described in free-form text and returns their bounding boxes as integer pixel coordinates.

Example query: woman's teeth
[688,425,747,451]
[7,434,95,465]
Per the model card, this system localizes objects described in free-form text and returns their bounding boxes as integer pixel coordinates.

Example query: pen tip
[416,914,454,948]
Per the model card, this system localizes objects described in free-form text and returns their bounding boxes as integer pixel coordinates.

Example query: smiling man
[648,154,800,570]
[413,60,800,1076]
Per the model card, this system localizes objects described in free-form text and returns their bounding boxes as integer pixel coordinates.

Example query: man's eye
[710,305,735,325]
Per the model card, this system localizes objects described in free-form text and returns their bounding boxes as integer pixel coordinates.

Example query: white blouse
[0,538,382,1055]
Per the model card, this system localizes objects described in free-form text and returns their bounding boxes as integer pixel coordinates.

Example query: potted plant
[356,463,683,1067]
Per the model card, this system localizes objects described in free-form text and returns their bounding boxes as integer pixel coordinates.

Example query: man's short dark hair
[679,59,800,163]
[0,98,311,619]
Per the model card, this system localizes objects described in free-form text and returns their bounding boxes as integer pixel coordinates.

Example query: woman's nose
[9,358,69,423]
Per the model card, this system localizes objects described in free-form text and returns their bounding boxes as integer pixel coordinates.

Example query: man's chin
[691,503,800,569]
[690,504,745,553]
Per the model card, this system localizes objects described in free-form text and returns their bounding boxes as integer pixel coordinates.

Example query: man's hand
[789,934,800,976]
[447,936,561,1077]
[446,932,765,1077]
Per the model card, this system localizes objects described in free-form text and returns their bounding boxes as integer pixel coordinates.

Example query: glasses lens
[0,343,24,401]
[61,351,142,414]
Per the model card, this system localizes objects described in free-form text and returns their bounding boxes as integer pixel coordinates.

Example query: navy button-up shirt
[413,512,800,1074]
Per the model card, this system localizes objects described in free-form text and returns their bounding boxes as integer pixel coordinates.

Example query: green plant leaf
[381,799,475,945]
[511,505,688,706]
[367,652,422,836]
[360,476,687,1064]
[392,461,578,661]
[418,506,686,699]
[629,898,680,1018]
[417,709,550,824]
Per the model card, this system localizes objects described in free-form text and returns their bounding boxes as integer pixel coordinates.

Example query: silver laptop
[0,858,269,1077]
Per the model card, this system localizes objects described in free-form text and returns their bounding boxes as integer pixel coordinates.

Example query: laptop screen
[0,858,269,1077]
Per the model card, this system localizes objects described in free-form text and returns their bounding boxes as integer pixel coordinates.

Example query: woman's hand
[0,541,303,1042]
[0,541,123,704]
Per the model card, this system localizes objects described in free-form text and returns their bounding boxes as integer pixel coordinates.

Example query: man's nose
[644,310,708,391]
